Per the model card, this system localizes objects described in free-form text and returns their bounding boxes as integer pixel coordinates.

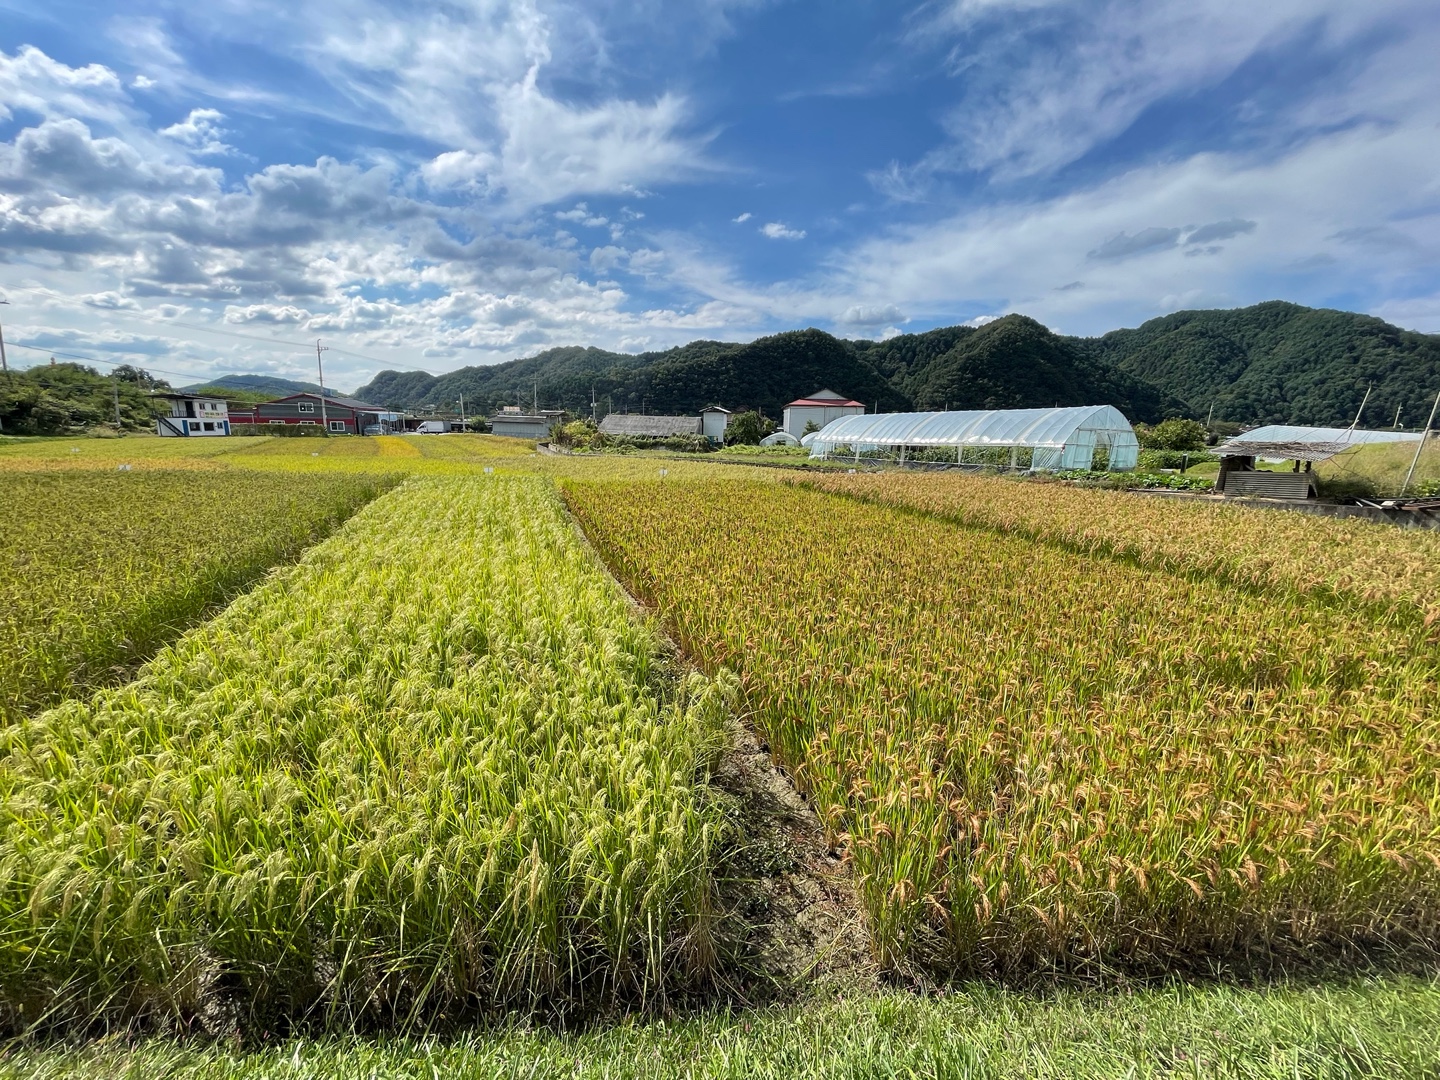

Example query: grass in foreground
[0,469,396,723]
[4,978,1438,1079]
[0,476,732,1031]
[565,477,1440,976]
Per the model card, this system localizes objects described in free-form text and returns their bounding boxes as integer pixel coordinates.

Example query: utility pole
[315,340,330,433]
[591,385,597,424]
[112,376,122,427]
[1401,389,1440,497]
[1393,403,1403,430]
[1206,402,1215,429]
[532,379,537,415]
[458,393,466,431]
[1348,383,1372,436]
[0,297,10,378]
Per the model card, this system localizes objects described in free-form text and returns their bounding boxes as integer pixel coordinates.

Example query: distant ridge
[351,320,1182,423]
[179,374,333,399]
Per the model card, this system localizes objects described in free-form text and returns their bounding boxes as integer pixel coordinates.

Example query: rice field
[564,477,1440,975]
[794,470,1440,618]
[0,475,733,1031]
[0,469,396,723]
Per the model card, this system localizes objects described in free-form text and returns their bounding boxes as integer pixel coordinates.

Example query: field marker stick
[1400,390,1440,496]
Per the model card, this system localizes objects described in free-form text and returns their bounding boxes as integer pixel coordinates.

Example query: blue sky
[1,0,1438,390]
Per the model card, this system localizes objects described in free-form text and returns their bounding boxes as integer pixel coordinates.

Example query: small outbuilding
[1213,424,1423,499]
[782,389,866,437]
[807,405,1140,471]
[700,406,733,443]
[490,409,564,439]
[154,393,230,437]
[598,414,703,439]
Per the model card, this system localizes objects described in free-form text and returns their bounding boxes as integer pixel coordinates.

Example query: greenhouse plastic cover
[1219,425,1421,449]
[808,406,1140,469]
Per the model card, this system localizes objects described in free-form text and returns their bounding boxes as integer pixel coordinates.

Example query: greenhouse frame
[807,405,1140,471]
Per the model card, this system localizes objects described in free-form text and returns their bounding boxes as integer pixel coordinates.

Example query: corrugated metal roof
[1215,425,1422,460]
[599,414,702,437]
[273,391,384,411]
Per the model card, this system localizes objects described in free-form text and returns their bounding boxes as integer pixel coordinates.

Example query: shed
[154,393,230,437]
[700,406,733,443]
[598,414,703,439]
[782,389,866,437]
[1212,425,1423,499]
[490,411,564,439]
[807,405,1140,471]
[760,430,801,446]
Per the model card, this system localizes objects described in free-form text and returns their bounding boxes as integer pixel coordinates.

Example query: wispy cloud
[760,221,805,240]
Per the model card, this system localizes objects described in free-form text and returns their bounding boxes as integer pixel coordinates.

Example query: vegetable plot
[565,477,1440,976]
[0,469,396,723]
[0,476,731,1029]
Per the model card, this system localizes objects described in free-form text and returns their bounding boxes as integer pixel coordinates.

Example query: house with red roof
[782,389,865,437]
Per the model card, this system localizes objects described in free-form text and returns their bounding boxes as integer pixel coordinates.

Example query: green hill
[343,301,1438,428]
[852,316,1186,418]
[179,374,329,399]
[1094,301,1440,426]
[354,333,909,419]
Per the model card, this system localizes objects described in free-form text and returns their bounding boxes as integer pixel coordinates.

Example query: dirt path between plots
[558,492,875,1002]
[707,715,877,1001]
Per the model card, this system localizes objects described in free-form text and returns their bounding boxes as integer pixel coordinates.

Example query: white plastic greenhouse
[807,405,1140,471]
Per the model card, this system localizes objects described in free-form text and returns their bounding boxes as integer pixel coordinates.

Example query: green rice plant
[0,469,396,723]
[564,477,1440,977]
[0,476,731,1031]
[794,470,1440,619]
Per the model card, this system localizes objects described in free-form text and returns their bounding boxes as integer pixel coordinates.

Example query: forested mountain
[354,332,909,418]
[851,316,1186,419]
[179,374,329,399]
[1092,302,1440,426]
[337,301,1439,427]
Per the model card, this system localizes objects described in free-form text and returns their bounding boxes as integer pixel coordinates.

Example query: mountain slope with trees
[1093,301,1440,426]
[337,301,1440,428]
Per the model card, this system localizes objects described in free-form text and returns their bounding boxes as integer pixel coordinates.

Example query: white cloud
[732,211,751,222]
[898,0,1434,181]
[159,108,233,156]
[760,221,805,240]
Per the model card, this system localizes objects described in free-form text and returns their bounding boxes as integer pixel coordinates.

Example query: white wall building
[700,406,733,443]
[155,394,230,437]
[782,389,865,437]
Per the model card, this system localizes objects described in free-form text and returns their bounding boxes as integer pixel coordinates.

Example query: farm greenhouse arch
[807,405,1140,471]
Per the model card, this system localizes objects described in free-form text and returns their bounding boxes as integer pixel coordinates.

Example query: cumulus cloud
[760,221,805,240]
[159,108,233,156]
[732,211,751,222]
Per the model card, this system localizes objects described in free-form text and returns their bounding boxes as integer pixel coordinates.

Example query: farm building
[782,389,866,437]
[154,393,230,437]
[807,405,1141,471]
[490,409,564,439]
[700,406,733,443]
[232,393,390,434]
[1214,424,1424,499]
[598,414,703,439]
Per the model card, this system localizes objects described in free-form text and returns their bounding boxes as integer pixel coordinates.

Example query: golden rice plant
[795,471,1440,620]
[0,476,731,1031]
[564,477,1440,976]
[0,469,396,723]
